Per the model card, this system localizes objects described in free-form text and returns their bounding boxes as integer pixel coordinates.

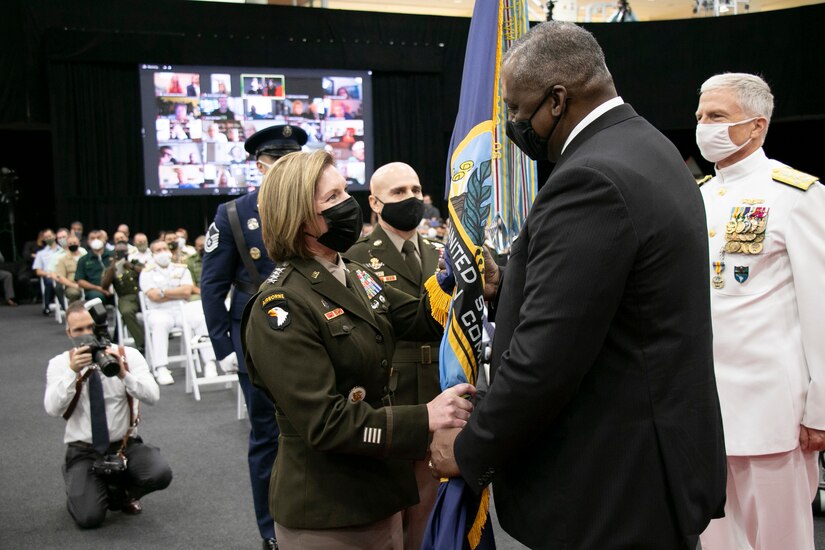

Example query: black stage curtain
[1,0,825,256]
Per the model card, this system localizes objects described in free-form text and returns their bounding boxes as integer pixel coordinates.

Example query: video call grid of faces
[150,69,367,194]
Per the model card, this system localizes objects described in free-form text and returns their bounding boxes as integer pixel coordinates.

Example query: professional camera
[75,298,121,377]
[92,453,128,476]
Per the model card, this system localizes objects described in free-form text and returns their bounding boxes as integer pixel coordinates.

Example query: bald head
[368,162,424,237]
[370,162,419,196]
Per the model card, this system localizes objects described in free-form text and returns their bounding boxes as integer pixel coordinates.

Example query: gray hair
[700,73,774,123]
[502,21,611,92]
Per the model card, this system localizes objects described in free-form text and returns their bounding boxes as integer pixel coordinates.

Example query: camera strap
[62,346,141,454]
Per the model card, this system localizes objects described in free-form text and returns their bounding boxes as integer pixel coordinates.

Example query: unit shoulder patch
[772,166,820,191]
[260,292,290,331]
[696,175,713,187]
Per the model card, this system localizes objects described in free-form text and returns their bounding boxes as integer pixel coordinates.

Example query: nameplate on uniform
[380,275,397,282]
[324,308,344,320]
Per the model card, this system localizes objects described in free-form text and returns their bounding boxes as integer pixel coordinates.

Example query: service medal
[712,275,725,289]
[748,242,763,254]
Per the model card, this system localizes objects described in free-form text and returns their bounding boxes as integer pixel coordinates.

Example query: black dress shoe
[262,538,278,550]
[42,308,51,316]
[121,498,142,515]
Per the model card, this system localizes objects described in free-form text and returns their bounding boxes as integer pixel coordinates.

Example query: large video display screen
[138,64,373,196]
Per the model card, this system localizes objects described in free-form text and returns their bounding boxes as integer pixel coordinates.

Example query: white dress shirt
[44,346,159,444]
[561,96,625,155]
[700,147,825,455]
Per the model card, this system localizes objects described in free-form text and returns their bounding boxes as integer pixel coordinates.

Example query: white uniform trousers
[146,301,215,368]
[700,446,818,550]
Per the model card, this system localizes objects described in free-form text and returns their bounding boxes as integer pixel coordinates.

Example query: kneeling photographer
[44,299,172,529]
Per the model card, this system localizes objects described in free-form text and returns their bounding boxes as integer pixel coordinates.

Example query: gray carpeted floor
[2,303,825,549]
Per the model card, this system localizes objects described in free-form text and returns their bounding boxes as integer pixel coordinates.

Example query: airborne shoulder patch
[260,292,290,330]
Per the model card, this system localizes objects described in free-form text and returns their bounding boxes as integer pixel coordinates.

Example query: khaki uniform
[241,256,442,530]
[110,259,144,350]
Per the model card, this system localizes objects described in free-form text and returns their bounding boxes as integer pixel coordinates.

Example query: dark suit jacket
[345,225,443,405]
[454,104,726,549]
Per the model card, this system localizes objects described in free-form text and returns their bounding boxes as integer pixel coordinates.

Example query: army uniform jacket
[241,256,442,529]
[700,148,825,455]
[345,224,443,406]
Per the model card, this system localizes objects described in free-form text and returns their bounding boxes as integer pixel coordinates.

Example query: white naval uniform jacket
[700,147,825,456]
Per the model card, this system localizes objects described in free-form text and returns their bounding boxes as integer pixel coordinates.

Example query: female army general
[241,150,475,549]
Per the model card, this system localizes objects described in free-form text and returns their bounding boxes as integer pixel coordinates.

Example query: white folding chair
[138,291,186,371]
[179,301,238,401]
[114,291,143,347]
[41,278,63,323]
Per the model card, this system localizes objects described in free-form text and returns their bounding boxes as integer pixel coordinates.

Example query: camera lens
[95,349,121,377]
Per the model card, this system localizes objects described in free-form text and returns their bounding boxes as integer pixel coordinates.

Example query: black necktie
[88,369,110,455]
[402,240,421,282]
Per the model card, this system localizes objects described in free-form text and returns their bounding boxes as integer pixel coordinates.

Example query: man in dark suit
[344,161,443,550]
[430,21,726,549]
[200,124,307,550]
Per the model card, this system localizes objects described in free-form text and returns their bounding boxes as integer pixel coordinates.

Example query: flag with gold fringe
[422,1,535,549]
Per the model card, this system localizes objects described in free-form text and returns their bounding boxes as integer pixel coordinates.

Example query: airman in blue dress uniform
[200,124,307,550]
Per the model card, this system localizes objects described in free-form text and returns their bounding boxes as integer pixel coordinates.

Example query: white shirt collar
[561,96,625,155]
[714,147,768,183]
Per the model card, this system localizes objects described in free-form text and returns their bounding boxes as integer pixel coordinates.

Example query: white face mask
[154,251,172,268]
[177,236,186,248]
[695,117,758,163]
[90,239,104,251]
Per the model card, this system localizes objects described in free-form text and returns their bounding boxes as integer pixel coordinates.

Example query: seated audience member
[102,241,145,352]
[33,228,62,316]
[176,228,197,257]
[116,224,131,241]
[422,195,440,219]
[0,250,17,306]
[139,240,222,385]
[48,228,70,270]
[98,230,114,252]
[162,230,190,264]
[113,230,137,257]
[129,233,152,266]
[70,221,84,242]
[53,234,86,305]
[75,234,113,302]
[44,301,172,529]
[185,235,205,301]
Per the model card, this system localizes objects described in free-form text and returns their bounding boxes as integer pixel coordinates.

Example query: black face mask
[316,196,363,253]
[168,240,178,251]
[505,87,561,161]
[68,244,79,252]
[115,249,128,260]
[377,196,425,232]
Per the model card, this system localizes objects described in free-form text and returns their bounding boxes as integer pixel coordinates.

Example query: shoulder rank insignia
[204,222,219,253]
[266,264,289,284]
[696,175,713,187]
[261,292,290,330]
[772,166,819,191]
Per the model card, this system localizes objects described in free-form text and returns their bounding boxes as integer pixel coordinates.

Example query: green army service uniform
[110,259,144,350]
[241,256,442,530]
[345,225,443,407]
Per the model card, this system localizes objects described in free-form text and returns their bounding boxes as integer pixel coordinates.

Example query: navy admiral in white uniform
[200,124,307,550]
[695,73,825,550]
